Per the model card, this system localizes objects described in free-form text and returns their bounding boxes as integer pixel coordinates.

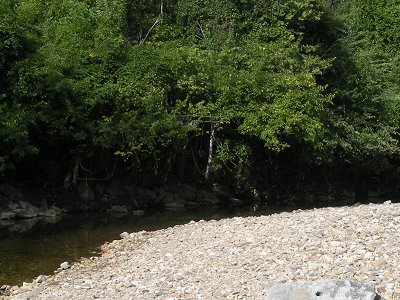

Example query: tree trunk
[205,125,215,180]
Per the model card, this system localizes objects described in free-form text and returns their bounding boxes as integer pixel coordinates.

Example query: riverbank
[4,202,400,300]
[0,181,231,222]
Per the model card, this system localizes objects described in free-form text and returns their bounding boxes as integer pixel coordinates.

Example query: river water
[0,205,288,286]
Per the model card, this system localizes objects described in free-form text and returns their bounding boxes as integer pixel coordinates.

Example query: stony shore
[4,202,400,300]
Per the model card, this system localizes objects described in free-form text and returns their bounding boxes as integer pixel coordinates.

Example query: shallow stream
[0,205,286,286]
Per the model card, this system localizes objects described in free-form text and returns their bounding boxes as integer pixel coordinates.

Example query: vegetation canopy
[1,0,399,202]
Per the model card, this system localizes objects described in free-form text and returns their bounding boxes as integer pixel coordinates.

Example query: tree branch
[140,0,164,44]
[140,18,161,44]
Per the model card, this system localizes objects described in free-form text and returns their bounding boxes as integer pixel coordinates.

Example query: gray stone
[7,202,20,210]
[38,205,63,217]
[35,275,47,284]
[109,205,130,213]
[230,198,244,206]
[17,201,31,209]
[9,201,41,218]
[265,280,382,300]
[13,206,39,218]
[42,214,62,224]
[20,282,32,291]
[0,284,10,294]
[60,262,71,270]
[120,231,129,239]
[132,210,145,216]
[162,192,187,209]
[0,211,16,219]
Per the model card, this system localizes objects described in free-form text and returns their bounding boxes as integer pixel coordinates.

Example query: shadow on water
[0,204,288,286]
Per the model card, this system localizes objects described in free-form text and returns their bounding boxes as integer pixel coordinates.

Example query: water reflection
[0,205,284,286]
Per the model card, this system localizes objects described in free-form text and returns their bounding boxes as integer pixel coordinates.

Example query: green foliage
[316,0,400,176]
[0,0,399,197]
[361,0,400,52]
[0,0,39,172]
[0,101,38,173]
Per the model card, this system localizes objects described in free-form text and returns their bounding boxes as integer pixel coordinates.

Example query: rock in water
[265,280,383,300]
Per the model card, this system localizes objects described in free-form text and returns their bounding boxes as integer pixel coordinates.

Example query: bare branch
[79,164,96,174]
[140,18,161,44]
[197,22,205,39]
[76,159,118,182]
[140,0,164,44]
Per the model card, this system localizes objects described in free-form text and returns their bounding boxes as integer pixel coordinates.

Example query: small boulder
[132,210,145,216]
[38,205,63,217]
[120,231,129,239]
[35,275,47,284]
[8,201,41,218]
[13,205,39,218]
[20,282,32,292]
[230,197,244,206]
[265,280,382,300]
[109,205,130,213]
[60,261,71,270]
[0,211,15,219]
[8,202,20,210]
[0,285,10,295]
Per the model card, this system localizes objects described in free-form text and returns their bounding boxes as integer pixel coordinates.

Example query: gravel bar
[5,202,400,300]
